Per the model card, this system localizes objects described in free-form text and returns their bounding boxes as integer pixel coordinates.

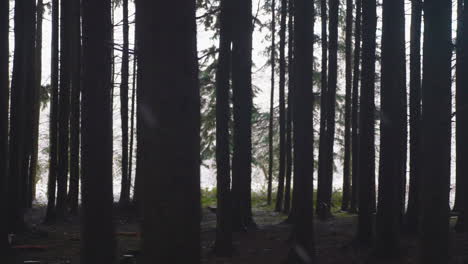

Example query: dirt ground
[8,206,468,263]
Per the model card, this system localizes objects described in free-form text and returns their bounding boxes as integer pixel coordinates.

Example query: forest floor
[9,205,468,264]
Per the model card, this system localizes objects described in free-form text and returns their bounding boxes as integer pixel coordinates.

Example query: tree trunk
[119,0,131,207]
[455,0,468,233]
[231,0,256,230]
[419,0,452,262]
[136,0,201,262]
[8,0,36,232]
[288,0,316,261]
[376,0,406,256]
[267,0,275,207]
[0,0,9,255]
[68,0,81,215]
[45,0,60,223]
[357,0,377,246]
[214,0,233,256]
[275,0,287,213]
[128,47,137,203]
[283,0,294,215]
[57,0,72,219]
[316,0,328,218]
[405,0,422,233]
[81,0,116,262]
[341,0,353,212]
[350,0,362,214]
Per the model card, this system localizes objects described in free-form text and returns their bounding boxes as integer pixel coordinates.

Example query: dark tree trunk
[119,0,131,207]
[267,0,275,207]
[454,0,464,214]
[419,0,452,262]
[128,47,137,203]
[288,0,316,261]
[29,0,44,207]
[317,0,328,218]
[357,0,377,246]
[376,0,406,256]
[275,0,287,213]
[405,0,422,233]
[231,0,256,230]
[68,0,81,215]
[214,0,233,256]
[8,0,36,232]
[81,0,116,262]
[455,0,468,232]
[341,0,353,212]
[350,0,362,214]
[283,0,294,215]
[57,0,72,219]
[0,0,9,255]
[136,0,201,262]
[45,0,60,223]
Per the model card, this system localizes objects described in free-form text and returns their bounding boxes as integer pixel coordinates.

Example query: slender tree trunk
[45,0,60,223]
[128,44,137,202]
[29,0,44,207]
[57,0,72,219]
[283,0,294,215]
[419,0,452,263]
[288,0,316,261]
[275,0,287,213]
[231,0,256,230]
[317,0,328,217]
[136,0,201,262]
[214,0,233,256]
[8,0,36,232]
[119,0,131,207]
[405,0,422,233]
[341,0,353,212]
[0,0,10,255]
[455,0,468,233]
[68,0,81,215]
[376,0,406,256]
[81,0,116,262]
[350,0,362,214]
[357,0,377,246]
[267,0,276,206]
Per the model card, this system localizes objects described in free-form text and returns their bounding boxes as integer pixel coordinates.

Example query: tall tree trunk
[455,0,468,233]
[454,0,464,214]
[341,0,353,212]
[283,0,294,215]
[231,0,256,230]
[405,0,422,233]
[316,0,328,218]
[81,0,116,262]
[376,0,406,256]
[357,0,377,246]
[288,0,316,261]
[8,0,36,232]
[136,0,201,262]
[45,0,60,223]
[128,43,137,202]
[267,0,276,206]
[68,0,81,215]
[275,0,287,213]
[420,0,452,262]
[0,0,9,255]
[350,0,362,214]
[214,0,233,256]
[57,0,72,219]
[119,0,131,207]
[29,0,44,207]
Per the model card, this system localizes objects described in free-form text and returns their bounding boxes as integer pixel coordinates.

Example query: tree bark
[419,0,452,262]
[136,0,201,262]
[288,0,316,261]
[267,0,276,207]
[81,0,116,262]
[357,0,377,246]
